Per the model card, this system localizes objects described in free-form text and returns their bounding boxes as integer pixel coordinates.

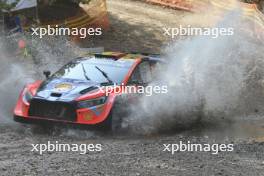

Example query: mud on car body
[14,52,164,130]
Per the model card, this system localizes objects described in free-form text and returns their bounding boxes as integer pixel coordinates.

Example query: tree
[73,0,93,4]
[0,0,19,11]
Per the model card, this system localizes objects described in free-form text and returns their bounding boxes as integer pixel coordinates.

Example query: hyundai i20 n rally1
[14,52,164,130]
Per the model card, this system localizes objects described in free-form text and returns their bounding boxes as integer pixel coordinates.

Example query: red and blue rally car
[14,52,163,130]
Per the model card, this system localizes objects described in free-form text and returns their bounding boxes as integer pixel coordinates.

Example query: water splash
[128,5,264,134]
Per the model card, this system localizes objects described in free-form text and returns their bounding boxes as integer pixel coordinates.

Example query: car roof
[77,52,164,64]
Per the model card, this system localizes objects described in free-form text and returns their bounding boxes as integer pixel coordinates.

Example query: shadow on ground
[81,13,166,53]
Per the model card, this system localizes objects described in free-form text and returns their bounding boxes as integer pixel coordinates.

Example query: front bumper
[14,96,114,125]
[13,115,103,130]
[14,115,72,124]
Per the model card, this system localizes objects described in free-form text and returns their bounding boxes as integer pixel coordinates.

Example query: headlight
[22,90,33,104]
[78,96,107,109]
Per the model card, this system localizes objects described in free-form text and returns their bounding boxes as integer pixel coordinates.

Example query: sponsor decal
[54,83,73,92]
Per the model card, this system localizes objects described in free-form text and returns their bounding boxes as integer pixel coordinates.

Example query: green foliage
[1,0,93,11]
[72,0,93,4]
[38,0,93,6]
[0,0,19,11]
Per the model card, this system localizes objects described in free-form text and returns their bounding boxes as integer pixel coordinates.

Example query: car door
[128,61,153,86]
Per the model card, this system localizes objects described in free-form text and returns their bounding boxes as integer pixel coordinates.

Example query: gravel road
[0,0,264,175]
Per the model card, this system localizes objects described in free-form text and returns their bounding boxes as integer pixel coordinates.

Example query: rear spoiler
[130,52,167,63]
[130,52,160,57]
[77,50,167,63]
[94,52,127,60]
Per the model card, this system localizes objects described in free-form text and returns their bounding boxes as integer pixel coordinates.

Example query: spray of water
[0,34,104,138]
[0,35,78,125]
[0,39,31,124]
[128,4,264,134]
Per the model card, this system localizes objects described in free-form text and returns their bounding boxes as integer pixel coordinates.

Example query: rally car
[14,52,164,130]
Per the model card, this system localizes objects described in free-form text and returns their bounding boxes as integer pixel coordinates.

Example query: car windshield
[52,58,134,84]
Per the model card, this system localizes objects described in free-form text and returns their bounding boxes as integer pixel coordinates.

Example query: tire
[100,100,126,132]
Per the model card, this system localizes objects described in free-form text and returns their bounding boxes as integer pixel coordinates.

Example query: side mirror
[43,70,51,79]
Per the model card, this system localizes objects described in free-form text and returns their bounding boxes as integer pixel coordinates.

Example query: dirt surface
[0,122,264,176]
[1,0,264,176]
[83,0,191,53]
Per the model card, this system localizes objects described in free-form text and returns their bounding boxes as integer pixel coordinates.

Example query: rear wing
[134,53,167,64]
[77,49,167,63]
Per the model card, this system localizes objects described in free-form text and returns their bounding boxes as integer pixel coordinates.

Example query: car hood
[35,78,101,101]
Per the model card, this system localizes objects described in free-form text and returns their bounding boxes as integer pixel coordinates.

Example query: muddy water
[187,118,264,142]
[234,119,264,142]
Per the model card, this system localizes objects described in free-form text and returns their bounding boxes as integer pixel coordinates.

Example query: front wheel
[100,101,127,132]
[99,111,122,132]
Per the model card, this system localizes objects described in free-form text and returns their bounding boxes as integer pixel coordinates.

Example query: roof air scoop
[50,93,62,97]
[80,86,99,95]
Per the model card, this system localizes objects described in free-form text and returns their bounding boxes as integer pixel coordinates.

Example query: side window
[128,61,152,85]
[139,62,152,83]
[150,62,163,79]
[129,67,141,84]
